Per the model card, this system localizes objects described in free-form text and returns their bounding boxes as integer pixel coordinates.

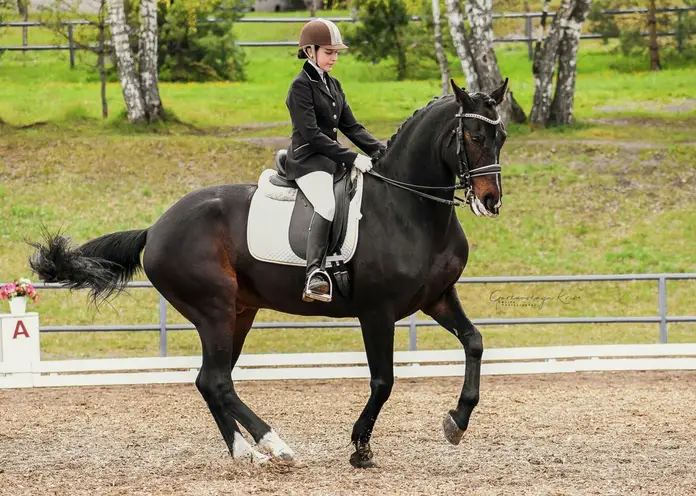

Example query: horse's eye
[472,136,485,145]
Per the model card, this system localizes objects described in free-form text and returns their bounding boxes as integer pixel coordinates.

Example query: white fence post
[1,311,40,386]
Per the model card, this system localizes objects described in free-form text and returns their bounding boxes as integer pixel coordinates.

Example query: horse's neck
[377,101,456,189]
[365,125,457,244]
[375,116,457,209]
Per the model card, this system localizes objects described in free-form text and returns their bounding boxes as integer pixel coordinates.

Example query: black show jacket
[284,61,385,181]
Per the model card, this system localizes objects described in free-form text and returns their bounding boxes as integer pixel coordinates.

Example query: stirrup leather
[302,269,333,303]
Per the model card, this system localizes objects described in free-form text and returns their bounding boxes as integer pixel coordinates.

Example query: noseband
[367,106,502,207]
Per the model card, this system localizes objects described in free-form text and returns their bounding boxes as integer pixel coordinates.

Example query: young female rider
[284,19,386,303]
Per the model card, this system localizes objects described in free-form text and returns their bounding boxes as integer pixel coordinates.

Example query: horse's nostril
[483,194,497,212]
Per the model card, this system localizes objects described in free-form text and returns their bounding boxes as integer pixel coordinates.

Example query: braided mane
[374,94,454,165]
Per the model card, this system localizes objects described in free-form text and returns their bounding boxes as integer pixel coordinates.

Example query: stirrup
[302,269,332,303]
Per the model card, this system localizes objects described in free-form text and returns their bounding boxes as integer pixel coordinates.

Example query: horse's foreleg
[423,286,483,445]
[351,309,396,468]
[229,309,296,463]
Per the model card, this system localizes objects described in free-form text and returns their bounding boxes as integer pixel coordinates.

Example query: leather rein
[367,107,502,207]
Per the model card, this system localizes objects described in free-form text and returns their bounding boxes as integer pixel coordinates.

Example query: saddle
[272,150,357,261]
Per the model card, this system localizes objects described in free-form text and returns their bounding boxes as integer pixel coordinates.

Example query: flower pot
[9,296,27,315]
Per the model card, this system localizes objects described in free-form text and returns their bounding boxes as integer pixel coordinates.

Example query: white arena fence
[2,345,696,389]
[0,273,695,388]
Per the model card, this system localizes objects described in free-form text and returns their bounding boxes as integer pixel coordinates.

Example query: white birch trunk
[549,0,591,125]
[530,0,576,126]
[444,0,479,91]
[107,0,146,123]
[139,0,163,121]
[465,0,526,123]
[431,0,450,96]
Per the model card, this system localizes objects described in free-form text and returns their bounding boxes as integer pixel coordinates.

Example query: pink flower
[1,279,39,302]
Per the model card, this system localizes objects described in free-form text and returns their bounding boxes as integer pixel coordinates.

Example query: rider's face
[314,47,339,73]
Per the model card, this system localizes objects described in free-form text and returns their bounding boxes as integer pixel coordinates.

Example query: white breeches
[295,171,335,221]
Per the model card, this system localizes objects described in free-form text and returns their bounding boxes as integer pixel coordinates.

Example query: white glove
[353,154,373,173]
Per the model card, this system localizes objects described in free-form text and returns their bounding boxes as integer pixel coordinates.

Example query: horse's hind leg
[229,309,296,462]
[423,285,483,445]
[154,278,271,462]
[194,310,271,464]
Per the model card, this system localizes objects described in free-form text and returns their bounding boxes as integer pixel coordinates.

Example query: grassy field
[1,12,695,359]
[1,16,695,127]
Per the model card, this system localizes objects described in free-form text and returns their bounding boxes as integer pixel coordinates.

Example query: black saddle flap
[288,169,357,260]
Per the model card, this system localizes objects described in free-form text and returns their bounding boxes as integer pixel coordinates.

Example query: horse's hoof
[349,441,377,469]
[443,412,466,445]
[233,432,272,464]
[349,450,377,469]
[253,452,272,465]
[258,429,296,463]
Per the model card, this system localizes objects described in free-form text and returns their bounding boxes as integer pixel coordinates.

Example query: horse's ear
[450,79,474,110]
[490,78,509,106]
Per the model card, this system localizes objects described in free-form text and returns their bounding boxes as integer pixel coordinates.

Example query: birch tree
[465,0,526,123]
[431,0,450,96]
[549,0,591,125]
[139,0,162,120]
[530,0,591,126]
[107,0,163,123]
[445,0,526,123]
[444,0,478,91]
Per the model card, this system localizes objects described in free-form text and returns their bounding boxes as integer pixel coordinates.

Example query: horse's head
[445,78,508,218]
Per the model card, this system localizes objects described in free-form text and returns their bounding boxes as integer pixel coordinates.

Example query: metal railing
[0,6,693,65]
[10,273,696,357]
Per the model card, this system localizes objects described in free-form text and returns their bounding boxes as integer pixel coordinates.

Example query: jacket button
[333,115,337,119]
[332,127,337,132]
[332,102,336,107]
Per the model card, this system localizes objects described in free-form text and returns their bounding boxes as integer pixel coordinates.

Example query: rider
[284,19,385,303]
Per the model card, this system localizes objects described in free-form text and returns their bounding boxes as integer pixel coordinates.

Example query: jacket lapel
[302,61,335,101]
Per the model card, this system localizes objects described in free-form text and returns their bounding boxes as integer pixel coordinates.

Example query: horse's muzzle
[471,194,500,218]
[484,193,501,216]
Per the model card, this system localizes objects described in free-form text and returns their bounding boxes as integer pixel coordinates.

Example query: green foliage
[399,0,446,80]
[677,0,696,53]
[36,0,112,75]
[157,0,249,82]
[0,0,11,20]
[587,0,622,43]
[587,0,695,65]
[344,0,411,80]
[0,0,14,65]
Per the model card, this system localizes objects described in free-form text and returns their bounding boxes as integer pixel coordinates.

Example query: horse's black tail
[28,228,148,304]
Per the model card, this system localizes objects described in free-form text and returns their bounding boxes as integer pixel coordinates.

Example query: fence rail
[9,272,695,358]
[0,6,693,64]
[3,344,696,388]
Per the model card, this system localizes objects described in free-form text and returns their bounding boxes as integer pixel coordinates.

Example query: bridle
[367,106,502,207]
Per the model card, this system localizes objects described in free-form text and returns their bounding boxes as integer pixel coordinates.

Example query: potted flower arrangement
[1,278,40,315]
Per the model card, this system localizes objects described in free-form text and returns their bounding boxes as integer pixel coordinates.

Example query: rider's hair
[297,45,319,60]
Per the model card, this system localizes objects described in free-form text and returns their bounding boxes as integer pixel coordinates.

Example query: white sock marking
[232,431,270,464]
[258,429,296,461]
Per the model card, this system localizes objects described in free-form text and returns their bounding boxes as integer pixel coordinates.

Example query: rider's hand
[353,154,373,173]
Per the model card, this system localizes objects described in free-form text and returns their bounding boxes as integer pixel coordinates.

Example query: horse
[28,78,509,468]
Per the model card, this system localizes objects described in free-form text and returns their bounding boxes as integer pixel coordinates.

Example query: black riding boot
[303,213,332,303]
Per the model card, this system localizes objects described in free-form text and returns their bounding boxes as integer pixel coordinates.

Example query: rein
[367,107,502,208]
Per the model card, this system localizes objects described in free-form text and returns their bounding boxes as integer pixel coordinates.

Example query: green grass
[1,131,695,358]
[2,20,695,127]
[1,11,695,359]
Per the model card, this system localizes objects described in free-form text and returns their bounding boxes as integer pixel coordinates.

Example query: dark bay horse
[29,79,508,468]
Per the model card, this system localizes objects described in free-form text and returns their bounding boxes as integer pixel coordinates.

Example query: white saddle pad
[247,169,364,267]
